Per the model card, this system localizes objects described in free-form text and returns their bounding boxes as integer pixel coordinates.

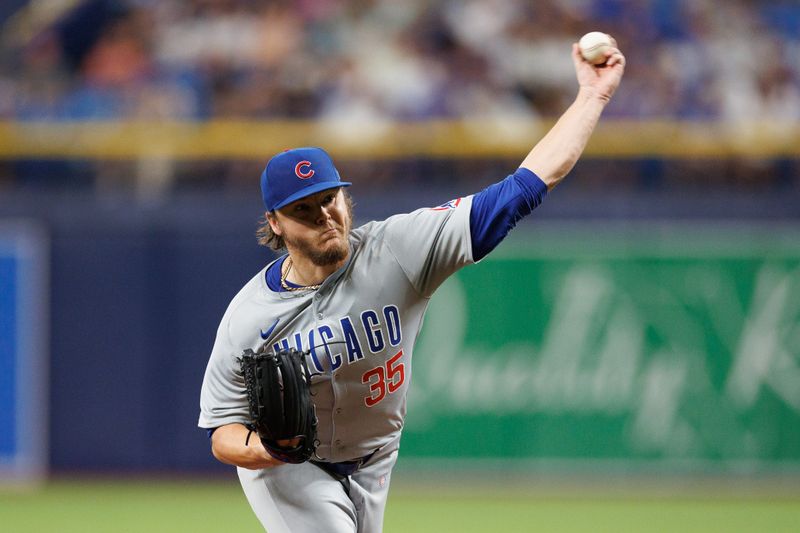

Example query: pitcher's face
[269,188,352,266]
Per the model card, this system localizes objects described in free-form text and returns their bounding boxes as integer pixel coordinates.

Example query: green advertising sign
[403,225,800,470]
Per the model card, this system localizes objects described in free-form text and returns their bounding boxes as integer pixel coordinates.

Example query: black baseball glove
[239,346,317,464]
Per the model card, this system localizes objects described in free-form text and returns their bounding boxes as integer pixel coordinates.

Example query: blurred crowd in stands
[0,0,798,197]
[3,0,799,123]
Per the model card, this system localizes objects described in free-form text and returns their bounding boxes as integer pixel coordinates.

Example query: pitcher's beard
[308,240,349,266]
[285,231,350,267]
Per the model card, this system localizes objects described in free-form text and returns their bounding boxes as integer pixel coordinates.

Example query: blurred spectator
[3,0,797,122]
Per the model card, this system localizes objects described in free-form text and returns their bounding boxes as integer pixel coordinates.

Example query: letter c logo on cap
[295,161,315,179]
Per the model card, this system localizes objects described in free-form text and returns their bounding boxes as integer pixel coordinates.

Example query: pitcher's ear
[266,212,282,236]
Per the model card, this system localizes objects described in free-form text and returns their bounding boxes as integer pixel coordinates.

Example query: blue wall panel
[0,258,17,457]
[0,223,48,481]
[42,204,274,472]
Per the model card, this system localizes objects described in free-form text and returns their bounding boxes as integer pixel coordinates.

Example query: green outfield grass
[0,478,798,532]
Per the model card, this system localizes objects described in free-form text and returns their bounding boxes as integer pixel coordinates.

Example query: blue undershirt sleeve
[469,168,548,261]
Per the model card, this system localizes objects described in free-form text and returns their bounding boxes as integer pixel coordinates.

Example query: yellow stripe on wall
[0,120,797,159]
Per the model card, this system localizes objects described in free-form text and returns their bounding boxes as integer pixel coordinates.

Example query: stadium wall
[1,185,799,475]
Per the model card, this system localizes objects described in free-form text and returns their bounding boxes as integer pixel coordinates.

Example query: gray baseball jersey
[199,195,474,532]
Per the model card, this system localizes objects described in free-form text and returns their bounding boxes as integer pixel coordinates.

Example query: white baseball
[579,31,613,65]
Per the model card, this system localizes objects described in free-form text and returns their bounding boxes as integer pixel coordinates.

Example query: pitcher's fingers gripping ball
[239,346,317,463]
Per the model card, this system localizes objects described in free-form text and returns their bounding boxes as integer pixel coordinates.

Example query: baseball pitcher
[199,42,625,532]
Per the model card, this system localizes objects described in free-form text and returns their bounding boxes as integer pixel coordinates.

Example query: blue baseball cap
[260,147,351,211]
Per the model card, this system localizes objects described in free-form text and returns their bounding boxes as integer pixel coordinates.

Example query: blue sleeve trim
[469,168,548,261]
